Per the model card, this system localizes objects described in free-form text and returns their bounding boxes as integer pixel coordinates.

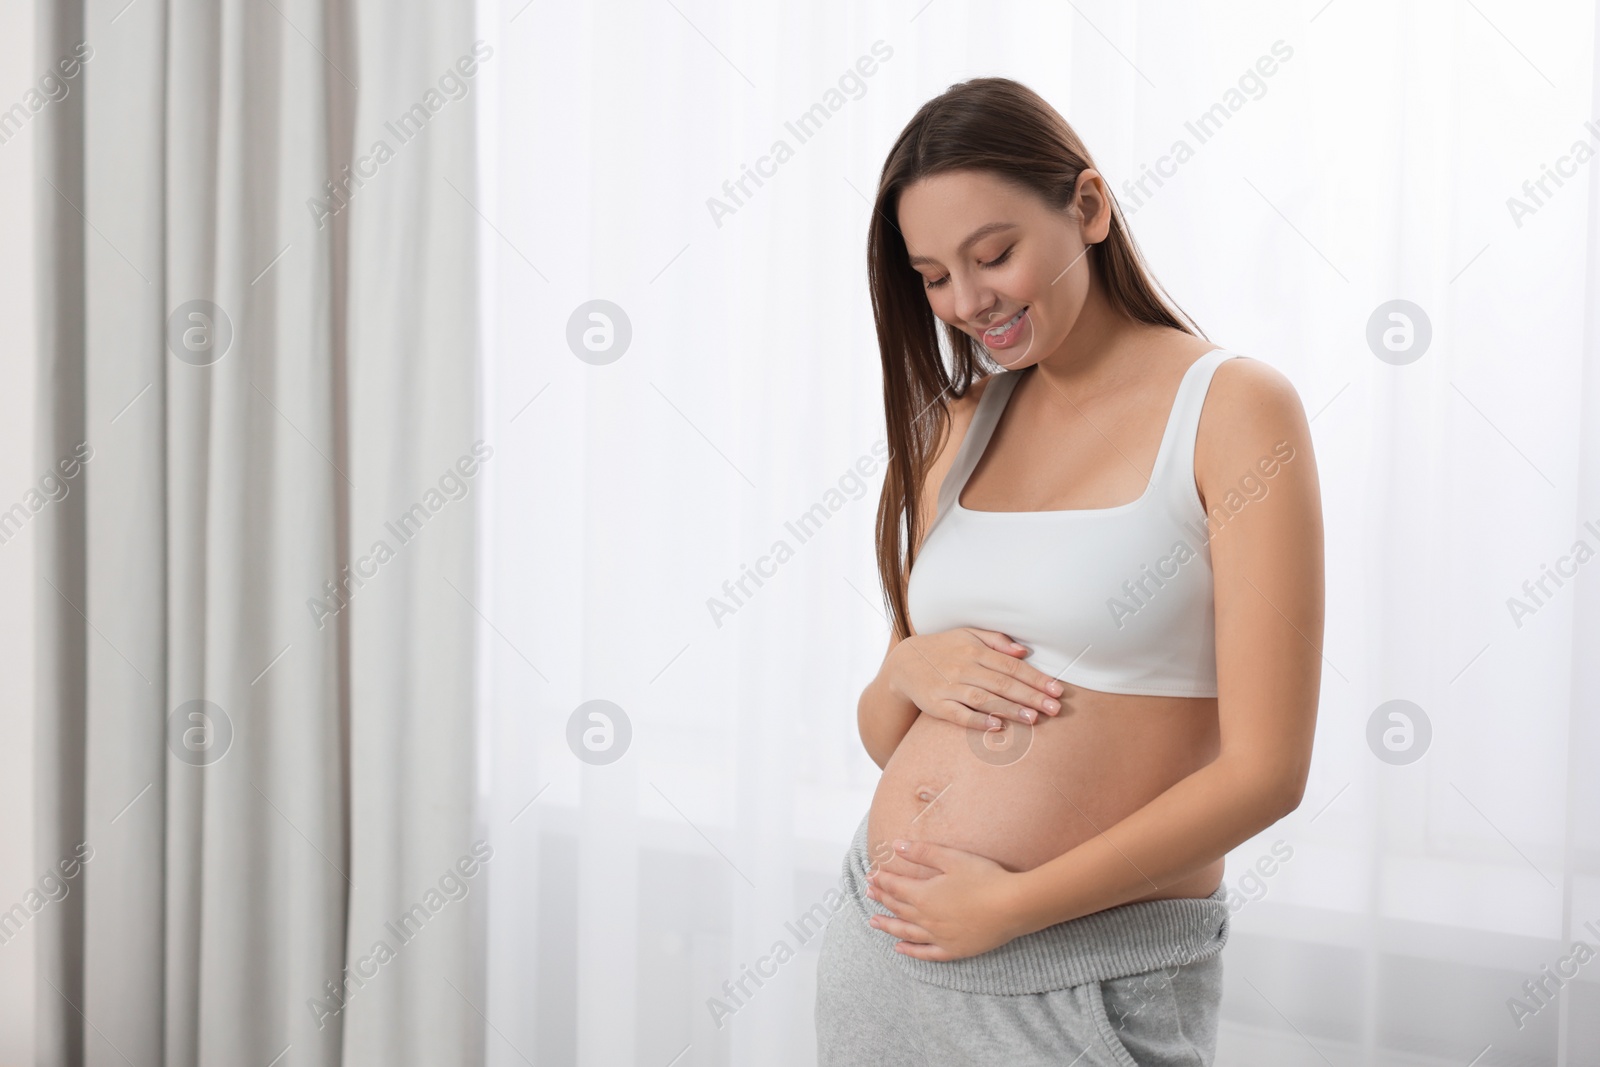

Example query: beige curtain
[33,1,484,1063]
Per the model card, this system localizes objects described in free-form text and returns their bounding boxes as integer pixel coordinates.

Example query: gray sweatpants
[814,810,1229,1066]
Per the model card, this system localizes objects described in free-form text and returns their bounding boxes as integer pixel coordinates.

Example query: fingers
[865,879,916,919]
[945,680,1046,726]
[938,680,1054,729]
[925,700,1007,733]
[978,669,1062,719]
[972,646,1062,703]
[867,911,933,944]
[868,869,925,907]
[894,940,954,961]
[876,852,942,879]
[918,630,1067,730]
[967,628,1030,657]
[950,684,1039,726]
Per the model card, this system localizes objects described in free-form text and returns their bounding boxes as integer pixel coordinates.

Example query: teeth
[985,308,1026,336]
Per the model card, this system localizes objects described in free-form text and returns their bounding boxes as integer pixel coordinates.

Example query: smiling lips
[983,306,1029,348]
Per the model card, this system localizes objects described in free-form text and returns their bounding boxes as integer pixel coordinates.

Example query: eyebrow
[905,221,1018,268]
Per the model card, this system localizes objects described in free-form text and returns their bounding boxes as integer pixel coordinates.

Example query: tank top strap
[930,370,1022,528]
[1149,347,1241,506]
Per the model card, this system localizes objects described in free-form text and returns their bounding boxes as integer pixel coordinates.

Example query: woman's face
[897,168,1110,370]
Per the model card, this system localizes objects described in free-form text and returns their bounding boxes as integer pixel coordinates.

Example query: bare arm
[858,634,920,770]
[856,379,975,771]
[999,357,1324,931]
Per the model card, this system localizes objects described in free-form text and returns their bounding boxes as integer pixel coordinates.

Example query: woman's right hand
[884,628,1065,732]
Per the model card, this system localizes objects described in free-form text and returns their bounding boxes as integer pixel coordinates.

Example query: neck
[1029,267,1159,398]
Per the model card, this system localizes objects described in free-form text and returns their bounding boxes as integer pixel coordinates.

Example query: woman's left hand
[864,839,1032,961]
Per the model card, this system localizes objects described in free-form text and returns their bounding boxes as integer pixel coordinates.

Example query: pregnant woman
[814,78,1324,1065]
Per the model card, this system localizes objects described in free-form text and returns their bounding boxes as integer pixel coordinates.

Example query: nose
[949,272,997,326]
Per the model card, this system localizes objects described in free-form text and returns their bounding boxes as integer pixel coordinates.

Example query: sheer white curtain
[477,1,1600,1064]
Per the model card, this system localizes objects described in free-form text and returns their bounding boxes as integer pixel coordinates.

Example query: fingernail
[1050,682,1063,694]
[988,716,1003,729]
[1045,700,1059,712]
[1011,642,1025,650]
[894,840,908,852]
[1023,710,1035,722]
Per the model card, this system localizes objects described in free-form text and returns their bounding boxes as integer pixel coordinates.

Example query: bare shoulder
[1202,354,1309,440]
[1194,352,1319,512]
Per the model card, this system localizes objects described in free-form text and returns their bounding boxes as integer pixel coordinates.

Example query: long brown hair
[870,76,1205,639]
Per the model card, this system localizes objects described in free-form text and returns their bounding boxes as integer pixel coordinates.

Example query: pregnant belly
[866,686,1226,899]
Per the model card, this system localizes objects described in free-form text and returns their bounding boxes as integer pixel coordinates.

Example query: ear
[1073,168,1114,245]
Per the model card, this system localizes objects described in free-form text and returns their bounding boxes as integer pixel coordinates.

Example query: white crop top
[906,348,1241,698]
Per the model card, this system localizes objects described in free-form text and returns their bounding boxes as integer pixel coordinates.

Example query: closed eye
[922,245,1015,290]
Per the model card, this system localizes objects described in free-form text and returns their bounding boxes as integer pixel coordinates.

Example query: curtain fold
[33,1,482,1063]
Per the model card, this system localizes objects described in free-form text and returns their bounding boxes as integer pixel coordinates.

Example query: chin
[985,334,1044,370]
[985,350,1036,371]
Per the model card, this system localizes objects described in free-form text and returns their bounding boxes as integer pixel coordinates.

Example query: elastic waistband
[837,810,1230,995]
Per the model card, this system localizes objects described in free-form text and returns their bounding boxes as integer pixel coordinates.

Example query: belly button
[914,785,940,804]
